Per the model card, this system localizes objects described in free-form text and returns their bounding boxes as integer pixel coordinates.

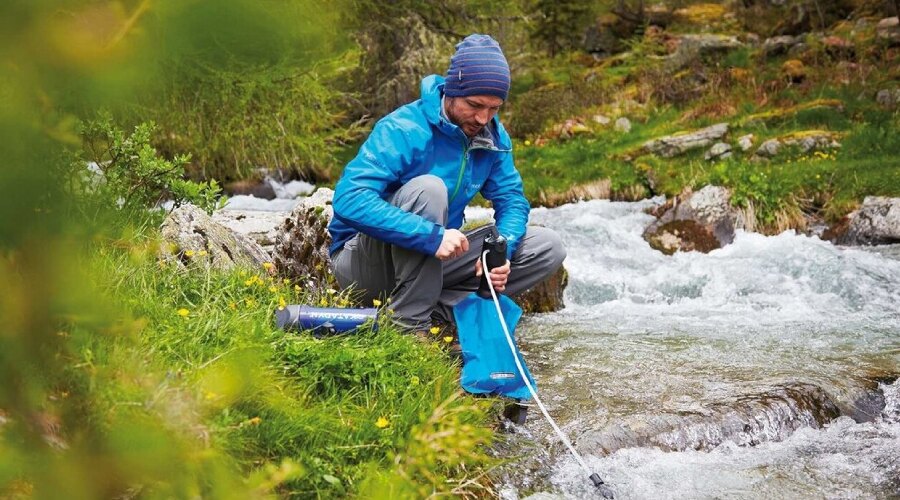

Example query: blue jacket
[328,75,530,259]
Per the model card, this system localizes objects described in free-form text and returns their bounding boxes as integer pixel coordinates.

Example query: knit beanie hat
[444,34,510,101]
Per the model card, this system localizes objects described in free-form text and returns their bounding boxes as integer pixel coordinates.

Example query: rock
[705,142,733,161]
[272,188,335,290]
[877,17,900,45]
[212,210,290,252]
[753,131,841,159]
[159,204,270,270]
[643,186,738,255]
[537,179,612,208]
[762,35,801,57]
[224,179,277,199]
[833,196,900,246]
[738,134,755,151]
[515,265,568,313]
[876,88,900,109]
[666,34,744,71]
[550,118,591,140]
[781,59,807,82]
[615,117,632,133]
[821,35,854,57]
[755,138,782,158]
[593,114,612,126]
[787,42,810,57]
[643,123,729,158]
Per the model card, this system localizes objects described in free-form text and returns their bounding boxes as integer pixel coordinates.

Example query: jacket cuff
[425,225,444,256]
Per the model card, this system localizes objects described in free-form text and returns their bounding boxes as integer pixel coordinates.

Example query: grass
[2,226,499,498]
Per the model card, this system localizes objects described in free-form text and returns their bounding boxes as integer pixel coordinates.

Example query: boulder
[515,265,568,313]
[272,188,335,290]
[705,142,733,161]
[762,35,801,57]
[615,117,632,133]
[212,210,290,253]
[738,134,755,151]
[754,138,782,158]
[753,131,841,159]
[877,17,900,45]
[643,123,729,158]
[549,118,591,140]
[159,204,270,270]
[830,196,900,246]
[643,186,738,255]
[665,34,744,71]
[876,88,900,110]
[593,114,612,126]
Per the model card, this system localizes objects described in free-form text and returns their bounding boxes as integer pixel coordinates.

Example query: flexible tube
[483,251,613,497]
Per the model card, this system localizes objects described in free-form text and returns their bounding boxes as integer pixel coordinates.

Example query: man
[328,34,565,332]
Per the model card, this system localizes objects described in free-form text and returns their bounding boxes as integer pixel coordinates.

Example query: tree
[530,0,592,57]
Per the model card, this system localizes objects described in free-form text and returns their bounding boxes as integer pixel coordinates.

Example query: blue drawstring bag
[453,293,536,400]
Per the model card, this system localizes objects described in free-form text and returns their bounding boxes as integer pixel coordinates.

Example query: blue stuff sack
[453,293,536,400]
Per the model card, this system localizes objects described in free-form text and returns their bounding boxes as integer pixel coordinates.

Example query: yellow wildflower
[283,278,291,285]
[184,250,195,257]
[319,297,328,306]
[375,416,390,429]
[247,416,262,426]
[372,299,382,307]
[410,376,420,386]
[443,336,454,343]
[198,250,208,257]
[269,286,278,293]
[430,326,440,335]
[278,296,287,310]
[177,308,190,317]
[228,302,237,310]
[524,139,532,146]
[262,262,274,271]
[294,285,301,292]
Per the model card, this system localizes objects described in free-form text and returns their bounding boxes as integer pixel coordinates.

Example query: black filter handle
[477,231,507,299]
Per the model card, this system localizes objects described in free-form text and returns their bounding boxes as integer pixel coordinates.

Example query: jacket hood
[420,74,511,151]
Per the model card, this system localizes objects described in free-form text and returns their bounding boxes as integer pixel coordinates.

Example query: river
[499,198,900,499]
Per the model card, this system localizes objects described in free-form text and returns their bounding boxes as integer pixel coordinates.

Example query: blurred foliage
[0,1,495,498]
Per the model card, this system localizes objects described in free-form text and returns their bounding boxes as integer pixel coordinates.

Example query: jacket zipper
[449,140,468,203]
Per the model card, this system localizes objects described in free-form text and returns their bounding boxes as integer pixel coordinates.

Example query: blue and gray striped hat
[444,34,510,101]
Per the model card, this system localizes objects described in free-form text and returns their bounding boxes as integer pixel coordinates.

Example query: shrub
[66,113,221,220]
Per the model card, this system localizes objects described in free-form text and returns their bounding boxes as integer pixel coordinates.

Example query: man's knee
[541,227,566,270]
[518,226,566,271]
[393,175,448,224]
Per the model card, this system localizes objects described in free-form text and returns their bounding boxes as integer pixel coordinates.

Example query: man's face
[445,95,503,138]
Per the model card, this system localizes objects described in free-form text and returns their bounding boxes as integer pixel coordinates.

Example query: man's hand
[475,258,511,293]
[435,229,469,260]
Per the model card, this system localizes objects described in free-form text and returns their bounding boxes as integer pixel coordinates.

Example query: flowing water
[498,199,900,499]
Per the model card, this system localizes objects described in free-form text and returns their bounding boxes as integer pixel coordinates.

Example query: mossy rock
[645,219,722,255]
[514,265,568,313]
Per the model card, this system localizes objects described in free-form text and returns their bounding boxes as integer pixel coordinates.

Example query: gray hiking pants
[331,175,566,330]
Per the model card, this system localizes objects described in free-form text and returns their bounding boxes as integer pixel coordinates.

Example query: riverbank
[18,232,500,497]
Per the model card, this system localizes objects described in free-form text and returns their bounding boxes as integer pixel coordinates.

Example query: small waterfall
[578,383,841,454]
